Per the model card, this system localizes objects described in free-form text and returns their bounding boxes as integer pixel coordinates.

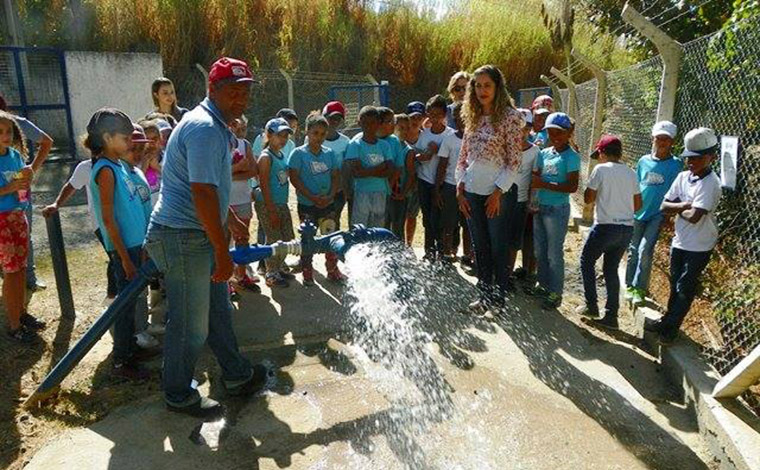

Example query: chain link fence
[522,14,760,415]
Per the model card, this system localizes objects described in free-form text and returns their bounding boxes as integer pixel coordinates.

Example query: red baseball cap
[208,57,256,86]
[323,101,346,118]
[590,134,622,159]
[132,124,151,143]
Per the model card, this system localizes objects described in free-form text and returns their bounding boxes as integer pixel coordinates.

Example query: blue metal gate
[0,46,76,161]
[515,86,552,109]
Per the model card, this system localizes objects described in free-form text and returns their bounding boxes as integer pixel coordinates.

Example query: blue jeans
[418,180,442,256]
[109,246,142,364]
[580,224,634,317]
[625,215,663,291]
[533,204,570,296]
[465,190,513,306]
[662,247,712,335]
[144,223,252,407]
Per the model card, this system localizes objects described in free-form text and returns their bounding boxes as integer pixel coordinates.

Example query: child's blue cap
[266,117,293,134]
[406,101,425,116]
[543,112,572,131]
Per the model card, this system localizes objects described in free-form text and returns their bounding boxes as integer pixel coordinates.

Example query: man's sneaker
[112,361,151,381]
[235,275,261,293]
[624,286,635,301]
[590,315,619,330]
[631,288,647,306]
[167,396,224,420]
[302,266,315,286]
[146,322,166,336]
[136,331,160,349]
[28,280,47,293]
[541,292,562,310]
[525,284,549,298]
[266,273,289,288]
[575,305,599,319]
[7,325,38,343]
[20,313,46,331]
[226,364,271,397]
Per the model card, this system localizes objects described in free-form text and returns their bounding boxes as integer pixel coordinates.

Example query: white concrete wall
[65,51,163,156]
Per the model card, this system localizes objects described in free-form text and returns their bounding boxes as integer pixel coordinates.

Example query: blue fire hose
[25,223,395,407]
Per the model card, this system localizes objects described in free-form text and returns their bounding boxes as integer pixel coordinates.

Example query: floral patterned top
[456,107,524,196]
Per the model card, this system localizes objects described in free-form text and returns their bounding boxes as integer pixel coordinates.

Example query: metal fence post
[540,75,563,112]
[195,63,209,87]
[379,80,390,107]
[45,212,75,319]
[550,66,577,118]
[622,4,682,122]
[279,69,295,110]
[366,74,380,106]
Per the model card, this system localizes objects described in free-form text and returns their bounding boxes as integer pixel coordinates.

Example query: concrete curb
[635,306,760,470]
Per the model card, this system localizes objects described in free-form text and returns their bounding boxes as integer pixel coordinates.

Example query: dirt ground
[1,198,685,470]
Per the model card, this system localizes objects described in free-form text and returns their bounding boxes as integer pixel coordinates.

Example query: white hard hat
[652,121,677,139]
[681,127,718,158]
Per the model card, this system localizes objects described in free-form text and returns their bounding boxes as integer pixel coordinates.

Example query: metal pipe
[45,212,75,319]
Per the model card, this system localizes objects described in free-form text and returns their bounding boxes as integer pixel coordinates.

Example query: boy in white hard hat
[625,121,683,306]
[645,127,722,344]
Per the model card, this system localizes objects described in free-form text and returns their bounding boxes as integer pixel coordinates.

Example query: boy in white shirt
[579,135,641,329]
[435,102,464,261]
[646,128,722,343]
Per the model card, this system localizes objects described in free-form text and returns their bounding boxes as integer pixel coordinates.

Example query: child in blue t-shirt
[289,112,343,285]
[345,106,394,227]
[386,113,416,240]
[0,112,38,342]
[88,108,156,380]
[531,112,580,309]
[253,118,296,288]
[625,121,683,305]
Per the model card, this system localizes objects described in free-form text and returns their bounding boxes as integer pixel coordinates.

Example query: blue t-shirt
[90,158,149,251]
[345,137,392,195]
[0,147,28,212]
[636,154,682,221]
[288,144,337,206]
[255,148,290,205]
[151,98,234,230]
[380,135,410,190]
[529,129,549,149]
[123,161,153,225]
[318,133,350,168]
[535,146,581,206]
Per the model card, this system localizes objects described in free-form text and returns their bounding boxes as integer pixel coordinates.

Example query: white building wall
[65,51,163,156]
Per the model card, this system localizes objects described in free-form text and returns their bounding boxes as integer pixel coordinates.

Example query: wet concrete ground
[26,253,713,469]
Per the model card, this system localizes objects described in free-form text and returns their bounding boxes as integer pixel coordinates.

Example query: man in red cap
[578,135,641,330]
[145,57,268,419]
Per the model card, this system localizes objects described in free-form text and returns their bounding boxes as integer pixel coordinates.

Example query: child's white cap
[651,121,677,139]
[517,108,533,125]
[682,127,718,158]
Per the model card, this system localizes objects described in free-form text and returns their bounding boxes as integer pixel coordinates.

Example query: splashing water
[341,242,509,469]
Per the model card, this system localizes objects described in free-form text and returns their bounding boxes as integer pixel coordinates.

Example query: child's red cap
[323,101,346,118]
[208,57,257,86]
[590,134,622,160]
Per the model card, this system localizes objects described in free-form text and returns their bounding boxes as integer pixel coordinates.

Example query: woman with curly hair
[456,65,524,314]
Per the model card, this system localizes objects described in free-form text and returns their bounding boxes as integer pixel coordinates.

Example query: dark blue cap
[406,101,425,116]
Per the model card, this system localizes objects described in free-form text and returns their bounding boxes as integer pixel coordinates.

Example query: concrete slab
[27,257,714,469]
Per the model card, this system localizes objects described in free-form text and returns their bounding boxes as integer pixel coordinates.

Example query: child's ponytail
[0,111,29,160]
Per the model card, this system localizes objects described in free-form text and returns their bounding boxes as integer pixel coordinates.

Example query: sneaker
[112,360,151,381]
[279,270,296,280]
[327,269,347,283]
[575,305,599,319]
[266,273,289,288]
[590,315,619,330]
[285,260,302,274]
[525,284,549,298]
[460,256,474,267]
[28,280,47,292]
[135,331,160,349]
[7,325,38,343]
[624,286,635,301]
[145,322,166,336]
[644,319,663,333]
[235,275,261,293]
[466,299,489,316]
[541,292,562,310]
[229,284,241,302]
[167,396,224,420]
[149,288,163,309]
[513,267,527,280]
[226,364,271,397]
[631,288,646,307]
[302,266,315,286]
[20,313,46,331]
